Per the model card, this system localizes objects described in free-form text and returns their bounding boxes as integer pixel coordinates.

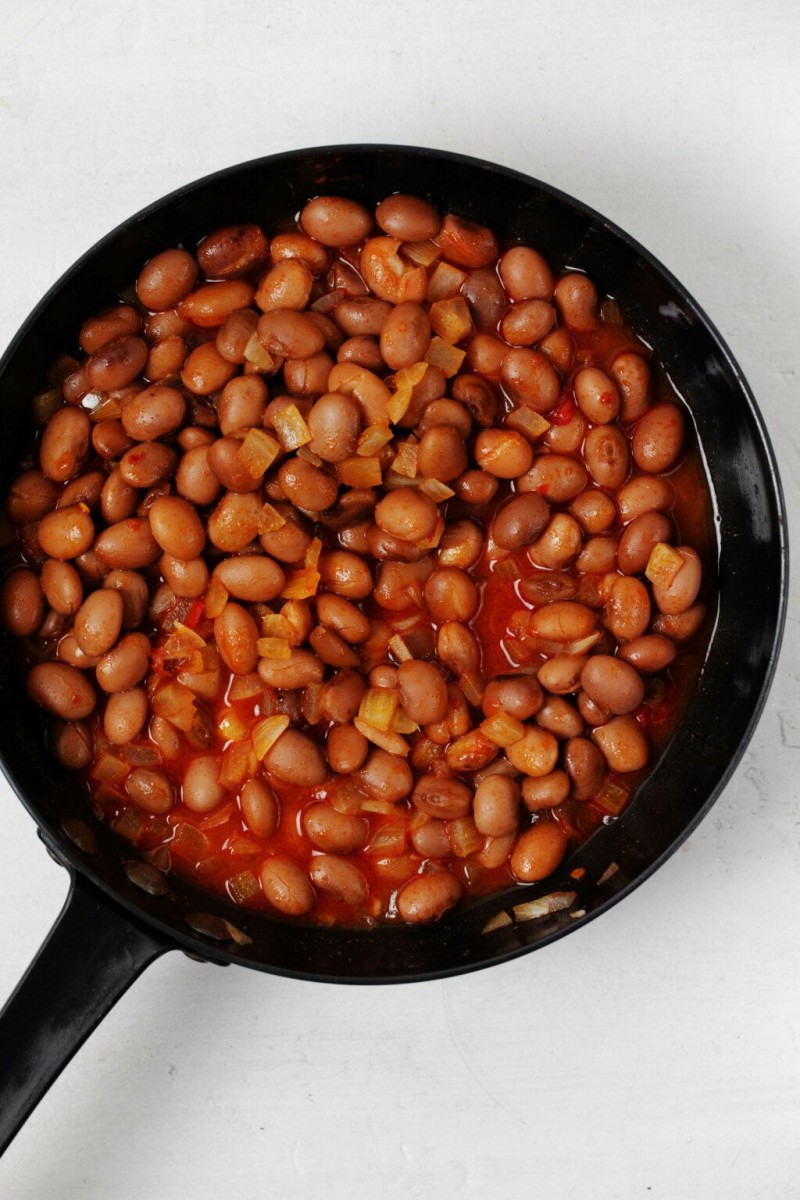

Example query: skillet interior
[0,145,786,982]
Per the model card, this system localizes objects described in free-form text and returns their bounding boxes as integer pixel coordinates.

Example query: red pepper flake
[185,599,204,629]
[535,483,550,496]
[570,867,586,880]
[550,396,575,425]
[127,451,144,465]
[127,519,140,531]
[149,645,171,676]
[600,391,614,406]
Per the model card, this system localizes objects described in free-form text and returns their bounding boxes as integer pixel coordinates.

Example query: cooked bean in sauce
[0,192,713,927]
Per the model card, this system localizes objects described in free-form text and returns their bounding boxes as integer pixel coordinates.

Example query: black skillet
[0,145,787,1156]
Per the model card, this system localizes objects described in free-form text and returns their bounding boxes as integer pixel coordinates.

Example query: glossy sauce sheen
[0,197,714,928]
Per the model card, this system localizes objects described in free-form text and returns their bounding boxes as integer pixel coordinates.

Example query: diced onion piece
[645,542,684,588]
[361,797,395,815]
[257,636,292,660]
[402,239,441,267]
[227,869,261,904]
[424,336,466,378]
[386,362,428,424]
[597,861,620,885]
[114,807,145,843]
[200,801,235,830]
[171,822,212,864]
[447,816,483,858]
[311,287,346,314]
[304,536,322,570]
[409,736,442,771]
[506,407,551,441]
[482,911,513,934]
[338,456,383,488]
[513,891,577,922]
[358,687,400,731]
[220,742,257,789]
[252,714,291,760]
[353,718,410,756]
[261,613,293,639]
[575,573,612,608]
[426,261,468,302]
[480,711,525,747]
[388,633,413,663]
[258,502,287,533]
[563,632,602,655]
[445,730,497,771]
[152,680,196,718]
[91,751,130,785]
[391,438,419,478]
[594,780,630,815]
[227,838,262,857]
[391,708,419,734]
[417,479,454,502]
[171,622,206,648]
[357,423,393,456]
[297,445,323,466]
[493,556,521,580]
[228,672,263,701]
[281,568,321,600]
[237,428,281,477]
[459,669,485,706]
[217,710,251,742]
[91,396,124,421]
[203,575,229,618]
[429,296,473,344]
[122,743,160,766]
[272,402,312,451]
[243,333,276,372]
[365,821,406,855]
[281,600,312,644]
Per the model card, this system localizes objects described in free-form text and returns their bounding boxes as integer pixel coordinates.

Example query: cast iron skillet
[0,145,787,1156]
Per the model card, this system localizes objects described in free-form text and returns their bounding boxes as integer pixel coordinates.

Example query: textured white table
[1,2,798,1196]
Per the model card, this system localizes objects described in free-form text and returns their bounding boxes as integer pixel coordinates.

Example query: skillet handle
[0,869,169,1156]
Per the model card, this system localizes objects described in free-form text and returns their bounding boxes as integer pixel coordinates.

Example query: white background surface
[1,2,799,1196]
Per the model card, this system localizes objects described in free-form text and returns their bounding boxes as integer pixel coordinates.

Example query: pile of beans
[0,191,709,926]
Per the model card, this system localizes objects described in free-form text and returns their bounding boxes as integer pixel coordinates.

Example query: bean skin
[240,779,279,838]
[50,719,93,769]
[27,662,96,719]
[357,747,413,801]
[397,872,462,923]
[38,505,95,561]
[300,197,373,247]
[618,635,677,673]
[148,496,206,559]
[39,407,91,483]
[580,655,644,715]
[617,475,675,522]
[214,603,259,674]
[376,194,441,241]
[7,469,59,523]
[482,677,543,720]
[95,633,150,693]
[398,660,449,725]
[506,727,560,777]
[198,225,270,279]
[183,756,225,813]
[309,856,368,906]
[498,246,554,301]
[632,404,686,473]
[521,771,570,811]
[136,249,198,310]
[327,724,369,773]
[604,577,651,641]
[103,687,148,745]
[380,302,431,370]
[121,384,185,442]
[376,488,438,542]
[213,556,285,602]
[265,729,327,785]
[126,769,174,815]
[94,518,160,570]
[74,588,124,657]
[303,803,368,853]
[41,559,83,615]
[474,775,520,837]
[618,511,673,575]
[651,546,702,615]
[593,715,649,772]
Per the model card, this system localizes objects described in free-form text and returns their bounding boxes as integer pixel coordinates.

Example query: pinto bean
[498,246,554,301]
[216,309,259,364]
[146,334,188,381]
[136,249,198,310]
[103,687,148,745]
[611,352,650,423]
[537,654,586,695]
[554,273,598,332]
[593,715,649,772]
[0,570,45,636]
[160,554,209,598]
[527,513,583,569]
[580,655,644,715]
[506,726,559,777]
[257,648,324,689]
[327,724,369,774]
[94,517,160,569]
[240,779,279,838]
[95,633,150,693]
[652,603,707,643]
[119,442,178,489]
[39,407,91,482]
[334,297,392,337]
[604,577,651,641]
[355,747,412,801]
[182,756,225,813]
[310,855,368,905]
[50,719,93,769]
[126,769,174,815]
[40,559,82,616]
[38,504,95,560]
[501,299,556,346]
[375,487,438,542]
[304,803,368,853]
[337,336,383,370]
[651,546,702,615]
[618,511,673,575]
[416,426,467,483]
[397,872,462,923]
[632,404,686,473]
[474,429,533,478]
[27,662,96,719]
[301,197,373,247]
[454,469,498,505]
[482,676,543,720]
[307,392,362,463]
[437,622,480,676]
[86,336,148,390]
[518,571,578,606]
[79,305,142,352]
[319,550,373,599]
[265,728,327,785]
[271,232,330,274]
[412,773,472,819]
[376,194,441,241]
[618,634,677,673]
[255,258,314,312]
[260,858,315,916]
[7,469,59,523]
[397,660,449,725]
[519,455,588,504]
[211,556,284,603]
[438,520,484,568]
[536,697,585,740]
[181,342,237,394]
[575,536,618,574]
[74,589,124,657]
[196,224,269,279]
[436,214,498,268]
[584,425,630,489]
[424,568,479,622]
[103,569,149,629]
[501,349,560,412]
[510,822,568,882]
[569,488,617,535]
[213,603,259,674]
[121,384,185,442]
[574,367,620,424]
[380,302,431,370]
[278,457,338,512]
[474,775,520,837]
[617,474,676,522]
[521,771,571,811]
